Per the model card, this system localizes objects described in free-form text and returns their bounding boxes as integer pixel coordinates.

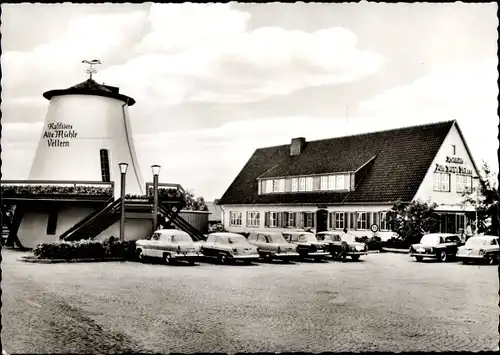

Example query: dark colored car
[316,231,368,261]
[409,233,463,262]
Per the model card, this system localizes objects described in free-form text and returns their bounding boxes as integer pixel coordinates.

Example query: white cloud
[357,57,499,173]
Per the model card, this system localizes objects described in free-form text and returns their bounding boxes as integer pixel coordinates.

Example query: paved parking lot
[1,248,498,353]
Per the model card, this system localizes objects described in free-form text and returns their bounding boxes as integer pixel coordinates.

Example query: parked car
[247,231,299,261]
[199,232,259,264]
[409,233,463,262]
[316,231,368,261]
[282,231,329,260]
[456,235,499,265]
[135,229,201,265]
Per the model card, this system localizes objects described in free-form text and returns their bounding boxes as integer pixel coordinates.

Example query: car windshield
[341,234,356,243]
[172,234,192,242]
[420,235,441,245]
[317,234,333,241]
[268,234,287,243]
[465,238,489,247]
[228,235,247,244]
[298,233,314,242]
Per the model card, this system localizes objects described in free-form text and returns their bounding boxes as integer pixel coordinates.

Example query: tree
[462,161,499,235]
[386,200,440,245]
[183,190,209,211]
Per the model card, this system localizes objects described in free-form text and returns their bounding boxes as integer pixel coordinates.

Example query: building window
[335,212,345,230]
[304,212,315,228]
[305,177,313,191]
[288,212,296,227]
[291,178,298,192]
[451,145,456,155]
[265,180,273,194]
[357,212,367,230]
[246,212,260,228]
[320,176,328,190]
[336,175,346,190]
[273,180,279,192]
[456,175,472,193]
[46,209,58,235]
[298,178,306,191]
[456,214,465,234]
[327,176,334,190]
[433,173,450,192]
[229,212,242,226]
[99,149,111,182]
[269,212,278,227]
[278,179,285,192]
[379,212,390,231]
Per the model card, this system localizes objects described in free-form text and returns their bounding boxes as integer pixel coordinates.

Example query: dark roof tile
[219,120,455,205]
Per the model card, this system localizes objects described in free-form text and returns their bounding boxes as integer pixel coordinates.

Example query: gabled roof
[219,120,456,205]
[43,79,136,106]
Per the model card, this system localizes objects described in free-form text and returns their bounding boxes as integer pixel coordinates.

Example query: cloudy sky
[1,2,498,200]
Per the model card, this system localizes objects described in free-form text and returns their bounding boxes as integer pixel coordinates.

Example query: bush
[354,235,383,251]
[384,236,411,250]
[33,239,137,260]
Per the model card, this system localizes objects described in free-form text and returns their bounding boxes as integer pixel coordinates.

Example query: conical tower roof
[43,79,136,106]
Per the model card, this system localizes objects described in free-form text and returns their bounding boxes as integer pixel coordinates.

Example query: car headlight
[232,248,238,254]
[479,249,485,256]
[430,248,434,253]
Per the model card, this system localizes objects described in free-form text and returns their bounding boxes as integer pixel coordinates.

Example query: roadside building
[218,120,480,240]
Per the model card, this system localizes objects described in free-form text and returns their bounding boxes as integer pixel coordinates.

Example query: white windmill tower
[28,60,145,197]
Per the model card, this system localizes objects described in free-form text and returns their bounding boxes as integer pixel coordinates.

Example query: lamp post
[151,165,161,231]
[119,163,128,241]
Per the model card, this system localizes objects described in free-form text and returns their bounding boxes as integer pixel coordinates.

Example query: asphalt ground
[2,249,498,353]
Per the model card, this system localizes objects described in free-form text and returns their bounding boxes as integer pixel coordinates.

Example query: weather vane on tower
[82,59,102,80]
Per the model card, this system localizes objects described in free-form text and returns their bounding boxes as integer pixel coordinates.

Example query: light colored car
[282,231,329,260]
[456,235,499,265]
[247,231,299,261]
[316,231,368,261]
[409,233,462,262]
[199,232,260,264]
[135,229,201,265]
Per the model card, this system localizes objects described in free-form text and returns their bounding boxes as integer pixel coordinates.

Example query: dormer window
[259,173,351,194]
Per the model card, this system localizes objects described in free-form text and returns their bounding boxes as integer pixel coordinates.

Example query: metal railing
[145,182,185,194]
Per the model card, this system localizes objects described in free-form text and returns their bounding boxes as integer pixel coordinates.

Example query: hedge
[2,184,113,197]
[355,236,384,251]
[33,239,137,260]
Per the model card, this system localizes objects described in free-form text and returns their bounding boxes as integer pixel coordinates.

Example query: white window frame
[265,180,273,194]
[320,176,328,190]
[433,172,450,192]
[335,212,345,230]
[357,212,367,230]
[379,212,389,231]
[269,212,278,227]
[304,212,314,228]
[291,178,298,192]
[273,179,280,192]
[246,212,260,228]
[327,176,334,190]
[229,211,242,227]
[278,179,285,193]
[305,177,313,191]
[298,177,306,192]
[336,175,345,190]
[456,174,472,193]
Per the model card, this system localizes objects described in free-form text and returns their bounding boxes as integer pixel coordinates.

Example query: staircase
[158,202,206,241]
[60,198,122,241]
[4,205,27,250]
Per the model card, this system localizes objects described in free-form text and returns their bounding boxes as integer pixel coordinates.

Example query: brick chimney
[290,137,306,156]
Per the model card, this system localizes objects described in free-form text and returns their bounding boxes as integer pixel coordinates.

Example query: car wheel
[439,251,448,262]
[163,253,172,265]
[218,253,227,264]
[488,254,498,265]
[415,256,423,262]
[462,259,469,264]
[188,259,196,266]
[351,255,360,261]
[136,249,144,262]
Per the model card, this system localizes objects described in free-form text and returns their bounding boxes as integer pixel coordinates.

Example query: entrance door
[316,209,328,233]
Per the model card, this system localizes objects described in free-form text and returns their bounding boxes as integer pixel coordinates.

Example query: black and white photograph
[1,2,498,353]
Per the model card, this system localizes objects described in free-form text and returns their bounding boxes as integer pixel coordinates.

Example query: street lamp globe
[151,164,161,177]
[119,162,129,174]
